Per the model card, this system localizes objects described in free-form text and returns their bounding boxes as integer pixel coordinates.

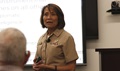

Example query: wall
[78,0,120,71]
[24,0,120,71]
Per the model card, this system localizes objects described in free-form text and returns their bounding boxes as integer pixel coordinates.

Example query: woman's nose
[47,15,52,19]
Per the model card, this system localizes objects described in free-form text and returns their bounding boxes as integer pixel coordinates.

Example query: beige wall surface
[24,0,120,71]
[79,0,120,71]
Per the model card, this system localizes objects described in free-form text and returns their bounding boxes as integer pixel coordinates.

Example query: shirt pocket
[36,42,44,56]
[47,44,64,58]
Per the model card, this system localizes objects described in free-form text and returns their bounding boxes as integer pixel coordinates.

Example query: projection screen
[0,0,84,65]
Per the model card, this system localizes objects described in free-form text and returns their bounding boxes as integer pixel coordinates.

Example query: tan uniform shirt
[36,29,78,65]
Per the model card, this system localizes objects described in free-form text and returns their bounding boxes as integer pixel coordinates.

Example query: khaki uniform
[36,29,78,65]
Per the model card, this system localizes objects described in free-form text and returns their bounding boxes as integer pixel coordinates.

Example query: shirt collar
[43,29,64,37]
[53,29,64,37]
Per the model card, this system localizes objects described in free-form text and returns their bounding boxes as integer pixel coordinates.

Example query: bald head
[0,28,27,66]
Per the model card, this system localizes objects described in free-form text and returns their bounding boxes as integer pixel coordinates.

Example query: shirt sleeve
[62,35,79,63]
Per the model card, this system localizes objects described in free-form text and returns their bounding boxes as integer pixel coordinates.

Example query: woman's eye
[43,12,57,17]
[50,12,57,15]
[44,13,48,16]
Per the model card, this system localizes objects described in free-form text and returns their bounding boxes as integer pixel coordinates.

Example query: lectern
[95,48,120,71]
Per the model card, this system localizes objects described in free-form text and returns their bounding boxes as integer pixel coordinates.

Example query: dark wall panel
[82,0,98,39]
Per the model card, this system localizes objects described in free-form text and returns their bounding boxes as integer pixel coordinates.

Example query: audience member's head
[0,28,30,68]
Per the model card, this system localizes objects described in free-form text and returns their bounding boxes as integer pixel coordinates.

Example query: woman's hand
[32,58,44,71]
[32,62,45,71]
[33,63,40,71]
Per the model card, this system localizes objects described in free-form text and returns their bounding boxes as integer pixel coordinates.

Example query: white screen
[0,0,83,65]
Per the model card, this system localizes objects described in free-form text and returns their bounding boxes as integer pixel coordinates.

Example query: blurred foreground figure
[0,27,30,71]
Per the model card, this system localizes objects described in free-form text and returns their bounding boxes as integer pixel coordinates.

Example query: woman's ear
[24,51,30,64]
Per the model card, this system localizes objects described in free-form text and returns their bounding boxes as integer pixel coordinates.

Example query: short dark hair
[40,3,65,29]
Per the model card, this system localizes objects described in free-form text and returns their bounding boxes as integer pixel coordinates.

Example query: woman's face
[43,7,58,29]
